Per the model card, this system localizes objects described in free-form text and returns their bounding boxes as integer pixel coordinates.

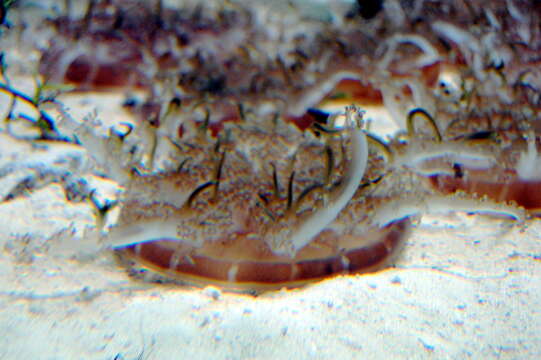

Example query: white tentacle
[289,107,369,253]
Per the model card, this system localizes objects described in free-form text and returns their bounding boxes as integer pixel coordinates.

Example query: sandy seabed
[0,183,540,359]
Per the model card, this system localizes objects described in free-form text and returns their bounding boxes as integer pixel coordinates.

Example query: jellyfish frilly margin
[108,106,369,255]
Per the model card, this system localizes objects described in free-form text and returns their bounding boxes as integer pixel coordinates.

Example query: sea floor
[0,185,540,359]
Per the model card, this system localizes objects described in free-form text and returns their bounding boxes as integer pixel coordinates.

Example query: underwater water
[0,0,540,359]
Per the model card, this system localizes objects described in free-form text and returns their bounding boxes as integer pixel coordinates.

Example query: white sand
[1,184,540,359]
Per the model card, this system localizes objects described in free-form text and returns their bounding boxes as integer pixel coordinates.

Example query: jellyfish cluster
[1,0,540,291]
